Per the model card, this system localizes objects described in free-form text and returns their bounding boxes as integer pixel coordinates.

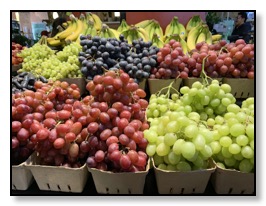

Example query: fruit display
[18,38,82,80]
[85,70,149,172]
[164,16,187,40]
[79,35,159,83]
[12,72,48,94]
[47,13,102,47]
[12,42,25,65]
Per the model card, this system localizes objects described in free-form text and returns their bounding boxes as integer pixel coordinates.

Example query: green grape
[180,86,190,94]
[144,130,158,143]
[246,97,254,106]
[239,159,253,173]
[221,147,233,158]
[216,152,225,162]
[210,98,221,108]
[157,97,167,104]
[197,88,206,98]
[215,104,227,115]
[182,95,193,105]
[163,155,170,164]
[168,151,181,165]
[215,115,224,125]
[205,107,214,116]
[224,112,236,120]
[176,161,192,171]
[199,128,213,144]
[220,136,232,147]
[188,88,198,96]
[224,158,236,167]
[188,112,200,123]
[181,141,196,159]
[207,118,215,127]
[227,104,241,113]
[194,101,204,110]
[236,112,247,123]
[227,118,239,127]
[200,96,210,106]
[216,162,226,169]
[153,109,160,117]
[167,164,177,171]
[173,139,185,155]
[169,111,179,121]
[156,143,170,156]
[184,125,198,139]
[246,124,254,140]
[164,133,177,146]
[221,83,231,93]
[159,104,168,113]
[234,153,244,161]
[200,112,208,121]
[209,83,220,93]
[153,153,164,166]
[156,136,165,145]
[250,140,254,150]
[200,144,212,158]
[210,141,221,154]
[193,156,204,168]
[228,143,241,154]
[218,125,230,136]
[166,121,179,133]
[230,123,245,137]
[146,144,157,156]
[160,116,170,125]
[192,81,202,89]
[212,130,220,141]
[171,93,179,100]
[236,135,249,146]
[148,102,157,111]
[241,146,254,159]
[158,164,167,170]
[157,123,165,136]
[177,116,190,127]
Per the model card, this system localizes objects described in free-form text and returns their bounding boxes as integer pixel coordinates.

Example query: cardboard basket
[25,153,89,193]
[12,157,34,190]
[60,77,86,96]
[148,78,182,95]
[222,78,254,98]
[87,159,150,194]
[138,79,146,90]
[152,158,216,194]
[183,78,223,88]
[211,163,254,194]
[12,64,22,73]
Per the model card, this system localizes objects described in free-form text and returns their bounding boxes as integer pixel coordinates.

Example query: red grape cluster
[85,70,150,172]
[12,80,84,167]
[153,39,254,79]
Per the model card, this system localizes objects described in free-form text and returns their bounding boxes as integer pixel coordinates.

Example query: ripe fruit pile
[12,42,25,65]
[18,42,82,80]
[154,39,254,79]
[85,70,149,172]
[145,80,254,173]
[79,35,158,83]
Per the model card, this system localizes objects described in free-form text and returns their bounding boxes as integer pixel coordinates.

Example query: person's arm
[239,23,251,43]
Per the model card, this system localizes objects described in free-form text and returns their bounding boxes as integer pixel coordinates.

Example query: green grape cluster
[18,42,82,80]
[211,97,254,173]
[180,80,236,120]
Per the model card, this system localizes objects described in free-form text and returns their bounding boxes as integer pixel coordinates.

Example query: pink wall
[126,12,206,32]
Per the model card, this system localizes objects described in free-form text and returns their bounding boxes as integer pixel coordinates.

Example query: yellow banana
[85,20,97,37]
[55,15,77,40]
[165,18,176,37]
[176,22,187,40]
[86,12,102,31]
[109,28,121,39]
[212,34,222,41]
[138,27,150,41]
[47,38,62,47]
[205,31,212,45]
[186,15,203,33]
[117,19,129,33]
[65,15,86,42]
[186,24,203,51]
[152,34,164,48]
[147,23,156,40]
[180,37,188,55]
[135,19,154,28]
[196,30,206,44]
[153,23,164,40]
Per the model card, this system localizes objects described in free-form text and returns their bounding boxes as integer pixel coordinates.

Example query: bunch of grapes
[85,70,150,172]
[18,42,82,80]
[154,40,189,79]
[12,80,83,166]
[211,97,254,173]
[78,35,158,83]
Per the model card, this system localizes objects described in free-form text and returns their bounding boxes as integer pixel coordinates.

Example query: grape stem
[200,55,213,86]
[218,47,229,55]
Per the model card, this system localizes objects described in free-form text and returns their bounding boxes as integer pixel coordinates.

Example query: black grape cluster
[78,35,159,83]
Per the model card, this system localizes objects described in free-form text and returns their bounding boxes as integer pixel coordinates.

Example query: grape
[230,123,245,137]
[176,161,191,171]
[239,159,253,173]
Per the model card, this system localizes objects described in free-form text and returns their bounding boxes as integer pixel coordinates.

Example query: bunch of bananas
[47,13,102,47]
[98,24,121,40]
[151,34,164,48]
[186,15,203,34]
[164,16,187,40]
[117,19,129,33]
[121,25,150,44]
[135,19,164,41]
[186,23,212,51]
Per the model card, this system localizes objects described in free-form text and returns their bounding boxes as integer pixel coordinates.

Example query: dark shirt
[228,22,252,43]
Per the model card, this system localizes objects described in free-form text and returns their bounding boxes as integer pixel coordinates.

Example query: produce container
[223,78,254,98]
[60,77,86,96]
[148,78,182,95]
[138,79,146,91]
[12,156,34,190]
[87,159,150,194]
[152,158,216,194]
[183,77,223,88]
[211,163,254,194]
[25,153,89,193]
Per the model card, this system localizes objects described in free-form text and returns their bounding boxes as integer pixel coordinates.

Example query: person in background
[228,12,251,43]
[51,17,67,37]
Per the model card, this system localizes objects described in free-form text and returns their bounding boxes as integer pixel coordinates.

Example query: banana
[154,23,164,40]
[186,24,203,51]
[196,30,206,44]
[205,31,212,45]
[152,34,164,48]
[212,34,222,41]
[137,27,150,41]
[147,22,156,40]
[179,37,189,55]
[164,16,186,41]
[65,14,86,42]
[86,12,102,31]
[165,18,176,37]
[47,38,62,47]
[85,20,97,37]
[117,19,129,33]
[55,15,77,40]
[186,15,203,33]
[148,21,164,41]
[135,19,154,28]
[176,22,187,40]
[76,19,89,44]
